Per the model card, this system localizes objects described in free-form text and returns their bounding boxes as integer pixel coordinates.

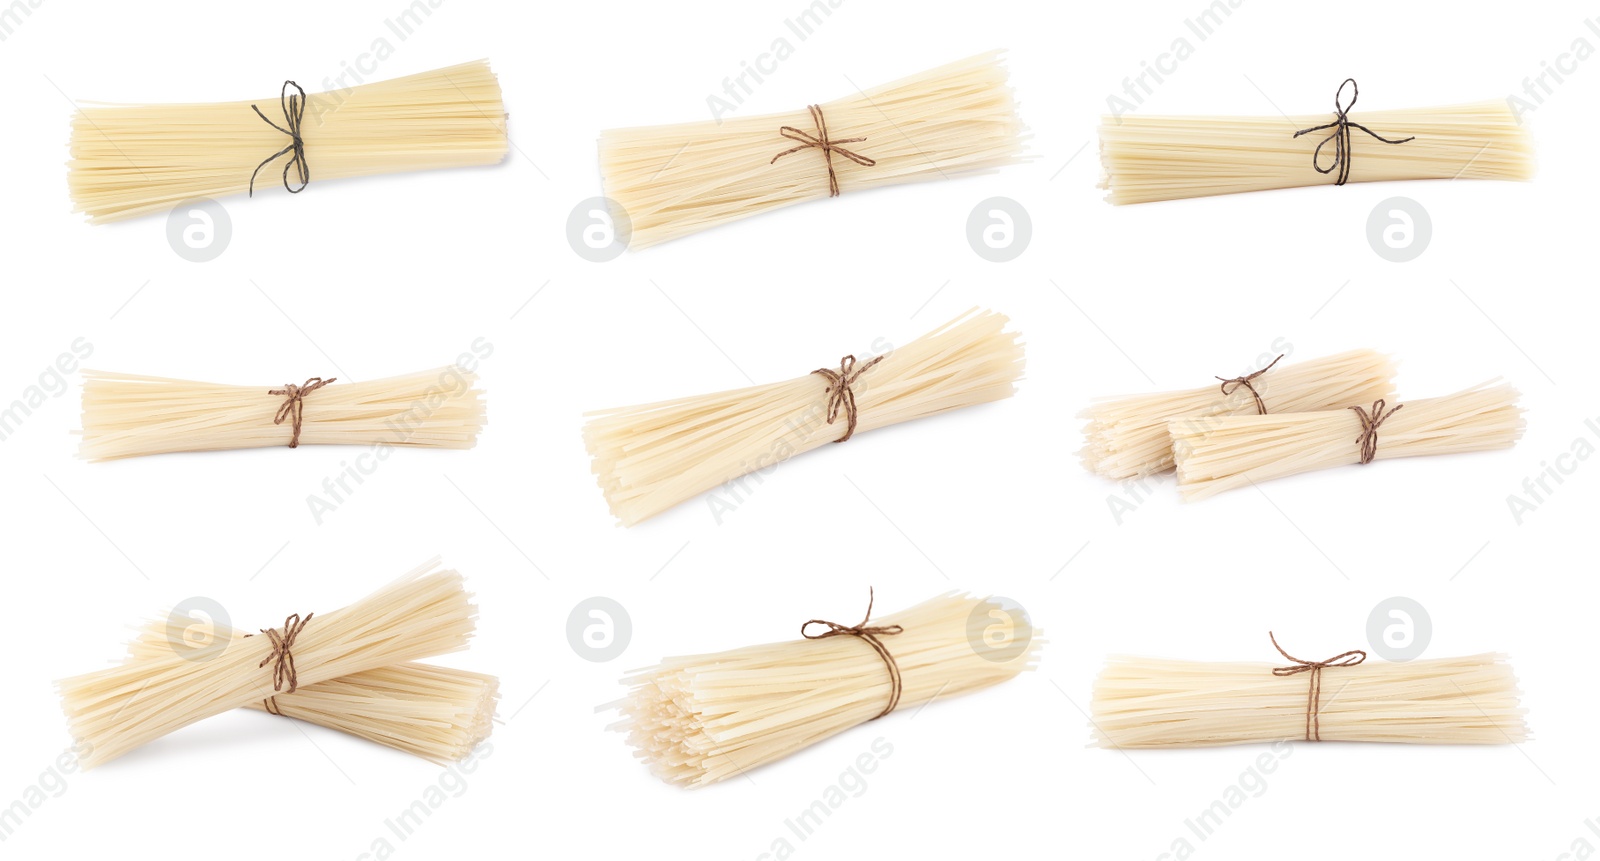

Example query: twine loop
[802,588,904,720]
[258,612,313,696]
[1292,79,1415,186]
[771,105,876,197]
[812,354,882,443]
[1215,354,1284,415]
[1348,399,1403,465]
[249,81,310,196]
[269,377,335,449]
[1269,632,1365,742]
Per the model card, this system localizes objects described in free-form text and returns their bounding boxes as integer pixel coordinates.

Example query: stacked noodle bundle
[58,559,482,768]
[1099,81,1534,204]
[600,51,1027,248]
[79,366,485,461]
[128,626,498,765]
[610,592,1040,787]
[583,309,1023,526]
[69,60,508,223]
[1093,647,1525,747]
[1080,350,1396,479]
[1170,381,1524,501]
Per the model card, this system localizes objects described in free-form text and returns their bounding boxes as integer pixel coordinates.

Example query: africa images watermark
[1552,813,1600,861]
[1505,415,1600,525]
[751,736,893,861]
[307,337,493,525]
[704,336,895,525]
[1151,739,1295,860]
[1105,0,1244,123]
[1506,17,1600,124]
[310,0,447,126]
[0,0,43,42]
[0,742,93,844]
[705,0,845,124]
[0,337,93,444]
[354,741,492,860]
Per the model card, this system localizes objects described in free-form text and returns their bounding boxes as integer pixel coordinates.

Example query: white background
[2,0,1596,858]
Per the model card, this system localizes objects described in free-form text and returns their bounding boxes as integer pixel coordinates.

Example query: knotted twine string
[1348,399,1403,465]
[269,377,335,449]
[244,613,314,716]
[812,355,882,443]
[802,589,904,720]
[1215,354,1284,415]
[771,105,877,197]
[1269,632,1366,742]
[1292,79,1415,186]
[249,81,310,196]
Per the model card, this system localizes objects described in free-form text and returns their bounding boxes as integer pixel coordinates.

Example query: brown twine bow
[1348,399,1403,465]
[770,104,876,197]
[1215,354,1284,415]
[269,377,335,449]
[1269,632,1366,742]
[1291,79,1415,186]
[249,81,310,196]
[812,354,882,443]
[802,588,904,720]
[258,613,313,696]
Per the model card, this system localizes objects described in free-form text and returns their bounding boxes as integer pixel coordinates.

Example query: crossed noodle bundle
[69,60,507,223]
[1093,645,1525,747]
[58,559,476,768]
[583,309,1023,526]
[600,51,1026,248]
[609,592,1040,787]
[128,625,497,765]
[1079,350,1396,479]
[1099,80,1534,205]
[1169,381,1524,501]
[79,366,485,461]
